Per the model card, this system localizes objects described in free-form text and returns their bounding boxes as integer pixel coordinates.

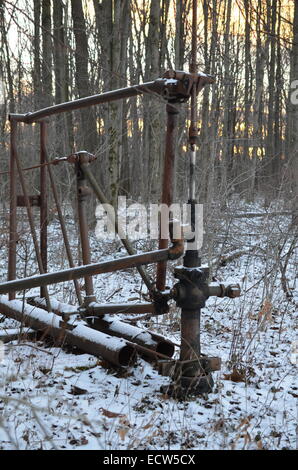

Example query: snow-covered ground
[0,200,297,450]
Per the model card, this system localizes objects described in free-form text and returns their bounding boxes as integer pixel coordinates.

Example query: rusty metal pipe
[13,140,52,312]
[8,120,17,300]
[0,248,175,295]
[156,104,179,291]
[75,162,95,301]
[40,121,48,298]
[180,309,201,361]
[85,302,156,316]
[8,81,165,124]
[24,297,173,360]
[0,296,136,367]
[91,316,175,358]
[29,298,156,317]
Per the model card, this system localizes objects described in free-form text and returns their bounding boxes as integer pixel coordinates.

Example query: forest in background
[0,0,297,212]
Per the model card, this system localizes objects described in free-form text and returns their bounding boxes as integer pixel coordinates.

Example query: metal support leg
[76,161,96,304]
[156,104,179,292]
[8,120,17,300]
[40,121,48,298]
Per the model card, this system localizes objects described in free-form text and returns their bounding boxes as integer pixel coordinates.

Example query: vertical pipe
[180,0,201,366]
[156,104,179,291]
[40,122,48,298]
[180,309,201,361]
[76,162,95,302]
[14,143,52,312]
[8,120,17,300]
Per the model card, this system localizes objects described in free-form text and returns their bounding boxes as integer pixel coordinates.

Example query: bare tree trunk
[32,0,41,108]
[93,0,130,206]
[265,0,277,204]
[41,0,52,108]
[144,0,163,200]
[250,0,265,200]
[71,0,97,153]
[286,0,298,223]
[220,0,233,205]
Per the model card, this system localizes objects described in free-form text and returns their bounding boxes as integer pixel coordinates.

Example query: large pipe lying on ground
[27,296,79,318]
[0,327,36,343]
[26,297,175,359]
[0,296,135,367]
[91,315,175,358]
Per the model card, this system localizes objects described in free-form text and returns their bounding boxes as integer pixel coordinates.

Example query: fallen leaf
[100,408,125,418]
[236,415,253,430]
[39,367,51,375]
[213,418,225,431]
[143,422,153,430]
[223,368,246,382]
[118,428,129,441]
[258,299,272,325]
[256,440,263,450]
[70,385,88,396]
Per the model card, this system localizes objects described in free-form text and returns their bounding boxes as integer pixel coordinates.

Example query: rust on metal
[85,302,157,316]
[0,296,136,367]
[8,80,167,123]
[156,104,180,291]
[13,131,52,311]
[40,121,48,298]
[76,156,95,301]
[91,316,175,358]
[0,247,181,295]
[8,120,17,300]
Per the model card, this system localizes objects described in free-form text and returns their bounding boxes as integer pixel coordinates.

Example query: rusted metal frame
[13,135,52,312]
[156,104,180,292]
[39,121,48,299]
[8,80,165,124]
[80,162,154,292]
[75,161,95,303]
[8,120,17,300]
[0,247,182,295]
[0,296,136,367]
[44,154,83,305]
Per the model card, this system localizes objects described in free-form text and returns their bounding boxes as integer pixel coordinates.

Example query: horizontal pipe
[0,327,36,343]
[27,296,79,317]
[28,297,156,317]
[9,81,164,123]
[91,315,175,358]
[0,296,135,367]
[86,302,156,316]
[0,248,171,295]
[21,297,174,359]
